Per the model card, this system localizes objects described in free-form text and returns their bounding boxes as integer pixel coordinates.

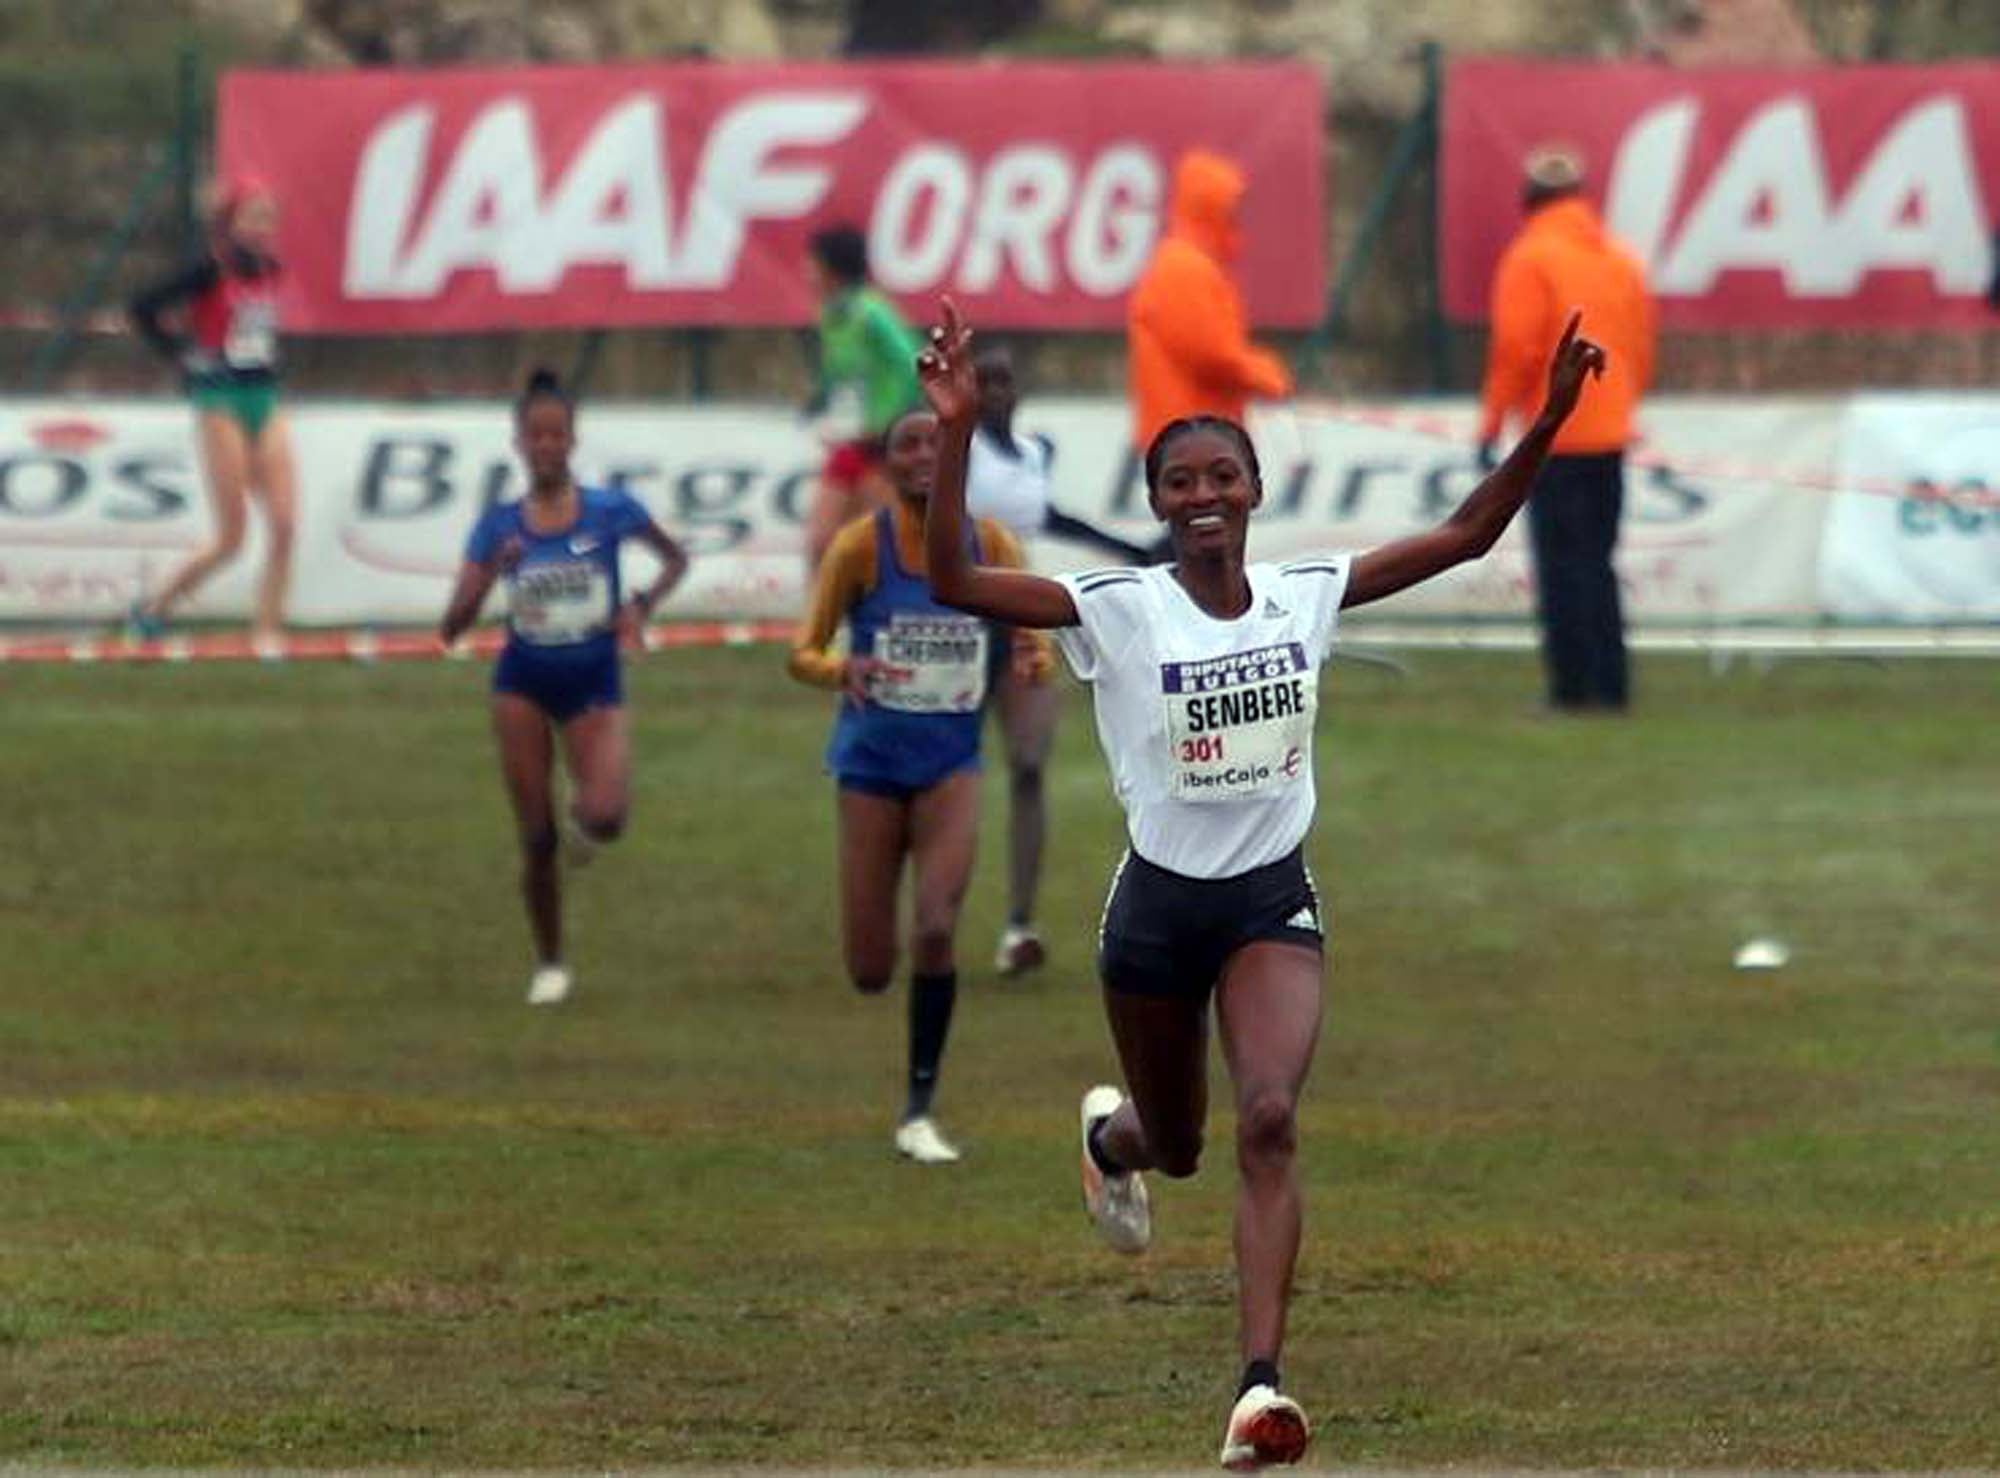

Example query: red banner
[216,62,1323,335]
[1442,59,2000,329]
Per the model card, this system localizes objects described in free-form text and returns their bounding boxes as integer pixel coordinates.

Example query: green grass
[1,649,1997,1468]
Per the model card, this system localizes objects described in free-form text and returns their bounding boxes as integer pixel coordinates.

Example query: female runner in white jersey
[965,346,1153,977]
[918,300,1604,1471]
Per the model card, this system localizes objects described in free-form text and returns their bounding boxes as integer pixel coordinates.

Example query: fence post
[1306,44,1442,379]
[175,42,203,258]
[1419,41,1451,392]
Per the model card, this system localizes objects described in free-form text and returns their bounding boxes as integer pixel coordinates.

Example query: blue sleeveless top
[464,486,650,662]
[826,510,995,791]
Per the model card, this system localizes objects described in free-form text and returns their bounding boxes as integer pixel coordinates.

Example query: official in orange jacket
[1127,150,1293,454]
[1479,148,1655,713]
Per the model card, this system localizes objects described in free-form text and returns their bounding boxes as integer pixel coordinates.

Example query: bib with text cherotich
[1161,641,1316,802]
[873,611,990,714]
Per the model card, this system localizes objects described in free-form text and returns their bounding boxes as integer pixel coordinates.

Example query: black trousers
[1526,452,1628,710]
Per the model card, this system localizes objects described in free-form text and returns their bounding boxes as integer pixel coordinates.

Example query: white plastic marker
[1733,937,1791,971]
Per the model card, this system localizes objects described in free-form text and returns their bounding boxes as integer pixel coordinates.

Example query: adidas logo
[1285,905,1319,932]
[1263,597,1287,618]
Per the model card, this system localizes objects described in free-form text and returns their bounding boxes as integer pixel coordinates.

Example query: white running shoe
[894,1116,962,1164]
[1079,1085,1150,1253]
[994,922,1046,976]
[1219,1385,1310,1472]
[526,964,572,1006]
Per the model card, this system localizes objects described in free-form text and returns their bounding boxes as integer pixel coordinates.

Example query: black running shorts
[1097,847,1324,1001]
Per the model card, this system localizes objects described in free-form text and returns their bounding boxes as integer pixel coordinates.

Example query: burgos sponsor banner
[1443,59,2000,328]
[216,62,1323,333]
[1822,396,2000,620]
[0,397,1837,627]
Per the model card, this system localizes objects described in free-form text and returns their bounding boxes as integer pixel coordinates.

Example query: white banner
[1823,395,2000,620]
[0,395,1858,626]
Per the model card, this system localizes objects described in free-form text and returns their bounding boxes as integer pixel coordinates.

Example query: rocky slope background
[8,0,2000,397]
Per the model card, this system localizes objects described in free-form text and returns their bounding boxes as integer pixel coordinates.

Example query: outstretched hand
[916,297,977,424]
[1541,311,1608,428]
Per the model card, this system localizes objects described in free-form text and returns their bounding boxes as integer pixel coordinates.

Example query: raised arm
[1346,312,1605,610]
[918,300,1079,630]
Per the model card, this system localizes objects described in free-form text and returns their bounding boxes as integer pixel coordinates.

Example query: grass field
[2,647,1997,1470]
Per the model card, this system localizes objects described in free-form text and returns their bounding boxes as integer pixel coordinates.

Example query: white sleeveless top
[966,429,1053,543]
[1055,557,1352,879]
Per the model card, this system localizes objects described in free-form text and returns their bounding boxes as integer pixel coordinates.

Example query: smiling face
[1146,420,1261,560]
[514,396,575,491]
[884,410,939,502]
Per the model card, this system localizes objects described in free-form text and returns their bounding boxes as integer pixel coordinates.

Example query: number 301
[1179,736,1224,763]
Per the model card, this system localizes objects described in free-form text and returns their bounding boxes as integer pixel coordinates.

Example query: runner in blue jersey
[440,368,689,1007]
[789,406,1050,1164]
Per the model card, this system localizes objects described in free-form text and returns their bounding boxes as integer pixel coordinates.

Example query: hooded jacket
[1127,151,1292,450]
[1479,197,1655,455]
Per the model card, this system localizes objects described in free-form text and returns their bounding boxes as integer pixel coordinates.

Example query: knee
[845,942,895,995]
[265,514,296,551]
[1236,1089,1299,1172]
[1009,760,1043,799]
[575,799,626,842]
[210,523,247,560]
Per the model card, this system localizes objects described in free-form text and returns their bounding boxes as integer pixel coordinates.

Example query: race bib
[873,612,989,713]
[511,559,613,645]
[224,298,278,369]
[1162,642,1316,802]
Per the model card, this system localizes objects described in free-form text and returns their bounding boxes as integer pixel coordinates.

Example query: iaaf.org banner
[1822,395,2000,620]
[1442,60,2000,328]
[216,62,1323,333]
[0,397,1841,627]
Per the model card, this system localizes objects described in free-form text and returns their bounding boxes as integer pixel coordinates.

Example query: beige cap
[1523,145,1585,191]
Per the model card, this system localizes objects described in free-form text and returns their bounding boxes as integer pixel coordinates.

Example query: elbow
[929,564,973,610]
[1443,518,1497,566]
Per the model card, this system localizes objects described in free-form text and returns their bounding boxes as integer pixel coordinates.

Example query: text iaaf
[345,92,1166,299]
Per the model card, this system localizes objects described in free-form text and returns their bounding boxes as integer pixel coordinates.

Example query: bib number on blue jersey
[1161,642,1315,802]
[873,612,989,714]
[511,559,613,645]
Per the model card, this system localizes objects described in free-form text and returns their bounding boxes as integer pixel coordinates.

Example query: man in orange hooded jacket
[1128,150,1293,455]
[1480,148,1655,712]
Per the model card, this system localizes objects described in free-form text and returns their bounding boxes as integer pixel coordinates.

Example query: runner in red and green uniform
[802,224,923,571]
[126,178,296,654]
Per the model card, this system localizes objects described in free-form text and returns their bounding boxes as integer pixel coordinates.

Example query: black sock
[1086,1115,1126,1177]
[1239,1358,1281,1397]
[905,970,957,1120]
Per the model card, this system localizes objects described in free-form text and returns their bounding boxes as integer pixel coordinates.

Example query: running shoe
[1079,1084,1150,1253]
[994,922,1046,976]
[893,1116,961,1164]
[1219,1385,1310,1471]
[527,964,572,1006]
